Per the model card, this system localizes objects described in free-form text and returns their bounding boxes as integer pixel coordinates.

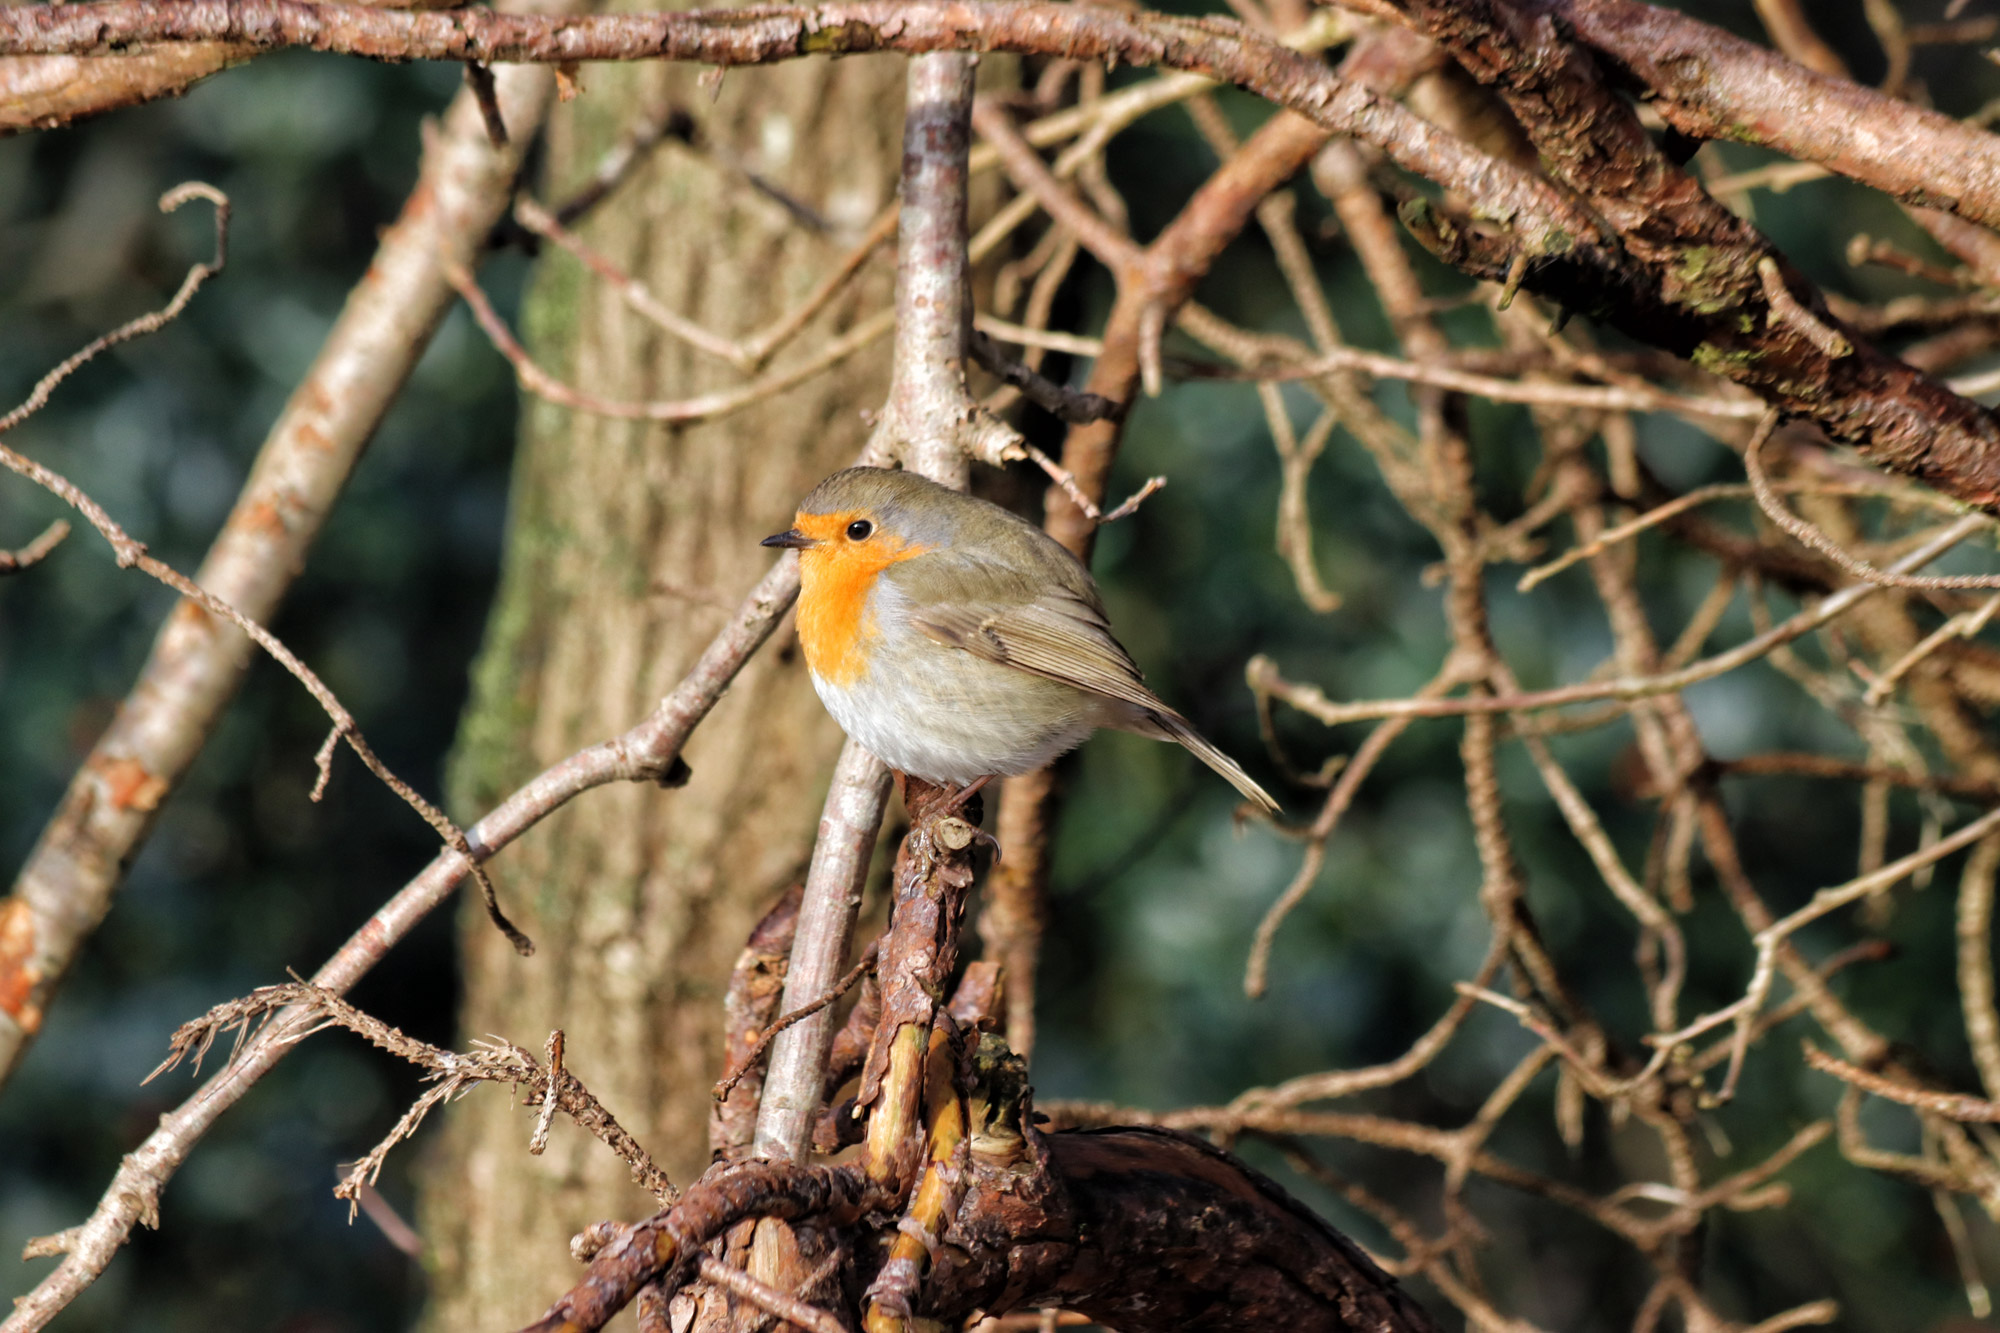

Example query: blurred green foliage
[5,2,2000,1329]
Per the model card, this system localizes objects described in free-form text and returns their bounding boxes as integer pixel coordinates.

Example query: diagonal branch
[1381,0,2000,508]
[1544,0,2000,231]
[0,37,566,1085]
[0,549,803,1333]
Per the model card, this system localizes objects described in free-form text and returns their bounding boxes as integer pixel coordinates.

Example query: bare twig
[1020,444,1165,527]
[0,519,70,575]
[1758,259,1852,359]
[715,942,876,1104]
[1864,595,2000,707]
[462,59,508,146]
[1960,833,2000,1101]
[1518,478,1961,593]
[968,328,1117,424]
[1744,411,2000,591]
[1250,516,1993,727]
[1244,668,1465,998]
[515,194,900,374]
[142,981,675,1209]
[1714,804,2000,1102]
[0,425,534,957]
[1804,1041,2000,1122]
[695,1255,847,1333]
[0,182,227,439]
[444,257,895,425]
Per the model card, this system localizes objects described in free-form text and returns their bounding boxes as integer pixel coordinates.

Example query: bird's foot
[938,775,991,819]
[942,778,1001,861]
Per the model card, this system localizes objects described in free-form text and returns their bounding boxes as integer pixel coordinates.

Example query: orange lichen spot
[237,498,290,539]
[98,755,168,812]
[300,380,336,420]
[166,600,218,640]
[0,896,43,1031]
[793,509,927,687]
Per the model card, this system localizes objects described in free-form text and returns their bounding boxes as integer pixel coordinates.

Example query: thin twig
[462,60,508,147]
[694,1256,847,1333]
[1960,833,2000,1101]
[1804,1041,2000,1121]
[143,981,675,1209]
[1249,516,1993,726]
[0,429,534,954]
[1714,804,2000,1101]
[444,256,895,425]
[1864,594,2000,706]
[968,329,1118,423]
[0,519,70,575]
[0,183,227,439]
[1757,258,1851,359]
[1519,479,1962,593]
[713,942,876,1103]
[1020,444,1164,526]
[1243,667,1465,998]
[1744,410,2000,591]
[549,99,682,225]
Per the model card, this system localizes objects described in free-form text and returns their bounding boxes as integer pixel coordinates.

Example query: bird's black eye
[846,519,874,541]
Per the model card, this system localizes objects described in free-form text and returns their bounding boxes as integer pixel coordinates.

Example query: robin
[761,467,1279,814]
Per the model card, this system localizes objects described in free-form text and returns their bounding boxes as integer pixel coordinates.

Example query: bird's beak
[760,528,815,550]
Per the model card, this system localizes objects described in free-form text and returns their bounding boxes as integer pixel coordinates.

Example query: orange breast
[793,511,928,687]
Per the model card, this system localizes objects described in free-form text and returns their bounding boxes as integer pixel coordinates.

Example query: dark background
[5,4,2000,1328]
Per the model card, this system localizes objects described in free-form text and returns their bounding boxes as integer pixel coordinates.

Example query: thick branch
[751,740,891,1161]
[0,1,1612,273]
[518,1163,894,1333]
[1387,0,2000,508]
[19,0,2000,507]
[0,0,451,132]
[1546,0,2000,230]
[868,50,1024,475]
[0,43,247,132]
[0,23,562,1085]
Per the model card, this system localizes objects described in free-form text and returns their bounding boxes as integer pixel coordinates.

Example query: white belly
[811,648,1103,786]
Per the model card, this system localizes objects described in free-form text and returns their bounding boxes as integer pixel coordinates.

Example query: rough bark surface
[417,36,904,1330]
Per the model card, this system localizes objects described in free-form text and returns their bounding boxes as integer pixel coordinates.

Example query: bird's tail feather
[1129,708,1280,814]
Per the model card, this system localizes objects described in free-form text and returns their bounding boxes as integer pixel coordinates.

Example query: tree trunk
[417,48,906,1331]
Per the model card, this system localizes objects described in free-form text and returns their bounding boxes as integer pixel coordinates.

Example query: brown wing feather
[911,590,1280,813]
[910,591,1163,714]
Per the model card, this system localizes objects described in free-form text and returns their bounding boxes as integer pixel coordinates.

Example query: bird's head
[761,471,952,685]
[760,467,955,573]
